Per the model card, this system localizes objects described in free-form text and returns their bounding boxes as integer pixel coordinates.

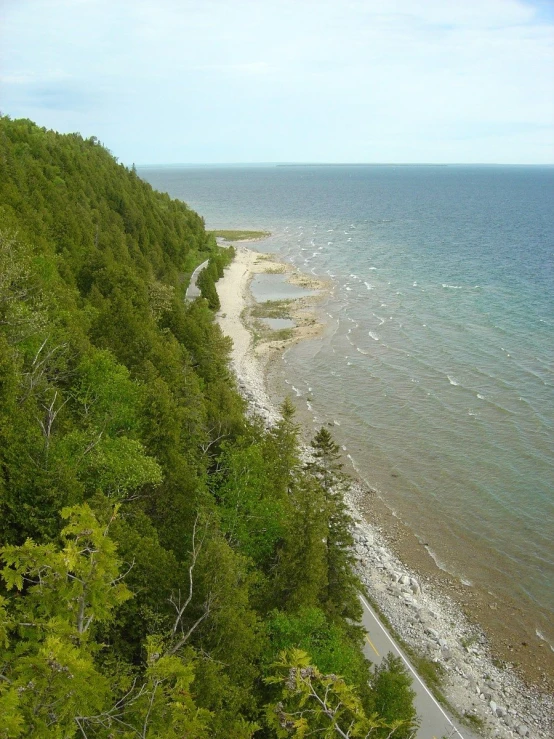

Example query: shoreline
[215,245,553,739]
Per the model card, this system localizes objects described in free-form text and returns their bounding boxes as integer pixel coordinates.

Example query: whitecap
[477,393,484,399]
[369,267,377,271]
[368,332,380,341]
[447,375,460,386]
[347,362,352,366]
[292,385,302,397]
[334,420,341,426]
[442,284,463,289]
[356,347,369,355]
[346,287,352,291]
[364,282,373,290]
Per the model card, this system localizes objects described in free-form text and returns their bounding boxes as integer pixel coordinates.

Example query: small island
[209,229,271,242]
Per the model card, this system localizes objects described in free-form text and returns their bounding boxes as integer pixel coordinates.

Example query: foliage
[369,654,419,738]
[0,115,417,736]
[265,649,407,738]
[209,230,271,241]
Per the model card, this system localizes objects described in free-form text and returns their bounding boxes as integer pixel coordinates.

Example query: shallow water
[250,273,315,301]
[140,163,554,652]
[263,317,295,330]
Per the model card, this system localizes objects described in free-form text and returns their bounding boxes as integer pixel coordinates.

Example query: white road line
[360,595,465,739]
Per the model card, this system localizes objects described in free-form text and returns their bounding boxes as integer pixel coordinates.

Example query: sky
[1,0,553,165]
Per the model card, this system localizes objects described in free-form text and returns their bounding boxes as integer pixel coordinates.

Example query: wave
[447,375,460,386]
[368,331,380,341]
[442,284,464,289]
[364,282,373,290]
[536,630,554,653]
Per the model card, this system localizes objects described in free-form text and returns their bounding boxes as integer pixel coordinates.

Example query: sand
[214,245,553,739]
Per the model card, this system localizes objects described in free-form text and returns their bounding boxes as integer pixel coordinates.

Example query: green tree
[369,654,419,739]
[265,648,403,738]
[0,504,132,736]
[307,428,362,622]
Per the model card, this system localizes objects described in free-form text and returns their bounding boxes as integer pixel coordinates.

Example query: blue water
[140,164,554,648]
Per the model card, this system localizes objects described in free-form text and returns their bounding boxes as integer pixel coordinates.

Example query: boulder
[516,725,529,737]
[489,700,497,714]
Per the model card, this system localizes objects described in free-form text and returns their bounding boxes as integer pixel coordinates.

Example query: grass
[209,229,271,242]
[250,299,292,320]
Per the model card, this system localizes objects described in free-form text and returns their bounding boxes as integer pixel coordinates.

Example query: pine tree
[307,428,362,622]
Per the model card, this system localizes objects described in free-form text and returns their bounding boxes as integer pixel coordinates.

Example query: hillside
[0,116,416,738]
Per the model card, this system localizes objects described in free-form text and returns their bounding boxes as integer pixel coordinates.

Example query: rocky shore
[215,246,554,739]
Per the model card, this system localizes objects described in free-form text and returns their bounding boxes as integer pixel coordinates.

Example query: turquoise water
[140,164,554,648]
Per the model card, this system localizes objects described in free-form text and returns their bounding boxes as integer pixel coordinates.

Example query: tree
[369,654,419,739]
[265,648,405,738]
[0,504,132,736]
[306,428,362,622]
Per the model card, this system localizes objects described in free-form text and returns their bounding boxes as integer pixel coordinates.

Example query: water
[264,318,295,330]
[140,164,554,649]
[250,273,316,301]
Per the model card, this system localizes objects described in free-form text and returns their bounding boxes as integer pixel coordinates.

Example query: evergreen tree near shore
[0,115,417,737]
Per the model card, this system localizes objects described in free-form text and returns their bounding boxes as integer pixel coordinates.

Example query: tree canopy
[0,115,417,737]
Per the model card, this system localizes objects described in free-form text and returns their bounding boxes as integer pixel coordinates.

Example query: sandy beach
[215,245,553,739]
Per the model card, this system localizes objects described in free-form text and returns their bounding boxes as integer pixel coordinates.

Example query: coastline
[215,245,553,739]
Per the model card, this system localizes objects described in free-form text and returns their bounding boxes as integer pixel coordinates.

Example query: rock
[400,575,410,586]
[495,706,507,718]
[426,627,439,640]
[516,725,529,737]
[489,700,497,714]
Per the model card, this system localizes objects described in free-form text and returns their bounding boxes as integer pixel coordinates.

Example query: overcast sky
[1,0,553,164]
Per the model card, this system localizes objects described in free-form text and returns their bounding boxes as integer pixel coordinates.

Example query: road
[360,595,478,739]
[185,259,209,300]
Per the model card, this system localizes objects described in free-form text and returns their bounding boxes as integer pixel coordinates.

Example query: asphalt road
[360,595,479,739]
[185,259,209,300]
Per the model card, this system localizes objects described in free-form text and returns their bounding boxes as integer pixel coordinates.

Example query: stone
[516,725,529,737]
[400,575,410,586]
[495,706,507,718]
[489,700,497,714]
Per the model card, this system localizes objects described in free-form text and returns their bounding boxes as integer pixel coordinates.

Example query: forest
[0,116,417,737]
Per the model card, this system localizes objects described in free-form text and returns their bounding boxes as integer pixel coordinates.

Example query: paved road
[185,259,209,300]
[360,595,478,739]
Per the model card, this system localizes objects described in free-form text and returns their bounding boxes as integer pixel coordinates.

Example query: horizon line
[136,161,554,168]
